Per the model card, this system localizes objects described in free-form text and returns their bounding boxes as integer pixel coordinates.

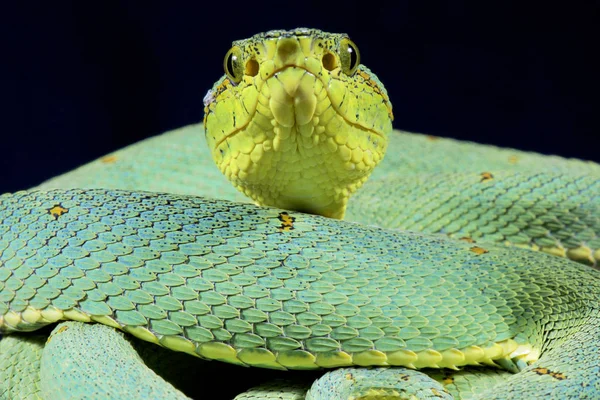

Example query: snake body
[1,28,600,399]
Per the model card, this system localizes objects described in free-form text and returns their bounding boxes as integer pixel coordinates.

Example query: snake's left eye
[339,38,360,76]
[224,46,244,83]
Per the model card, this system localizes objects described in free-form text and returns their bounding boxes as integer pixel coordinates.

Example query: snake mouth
[213,64,387,149]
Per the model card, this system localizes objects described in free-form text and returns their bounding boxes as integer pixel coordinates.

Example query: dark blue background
[3,2,599,193]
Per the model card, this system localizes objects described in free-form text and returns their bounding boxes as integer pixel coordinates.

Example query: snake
[1,28,599,399]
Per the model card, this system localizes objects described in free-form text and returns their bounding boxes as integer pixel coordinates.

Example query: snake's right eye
[224,46,244,83]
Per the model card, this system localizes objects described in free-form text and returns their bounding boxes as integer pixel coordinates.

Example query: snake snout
[270,67,317,127]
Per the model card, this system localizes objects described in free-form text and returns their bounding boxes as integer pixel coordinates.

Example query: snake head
[204,28,393,219]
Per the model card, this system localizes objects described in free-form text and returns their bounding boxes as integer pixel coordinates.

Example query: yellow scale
[2,295,541,372]
[204,28,393,219]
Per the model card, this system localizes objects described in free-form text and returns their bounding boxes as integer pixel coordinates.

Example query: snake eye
[339,38,360,76]
[223,46,244,83]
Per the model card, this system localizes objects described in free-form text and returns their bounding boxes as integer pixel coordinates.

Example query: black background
[3,2,599,194]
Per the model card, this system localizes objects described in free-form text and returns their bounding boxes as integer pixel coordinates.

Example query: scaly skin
[1,29,600,399]
[1,186,599,399]
[348,172,600,266]
[204,28,393,219]
[0,334,44,399]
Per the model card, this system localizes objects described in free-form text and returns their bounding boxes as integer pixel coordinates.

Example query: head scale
[204,28,393,219]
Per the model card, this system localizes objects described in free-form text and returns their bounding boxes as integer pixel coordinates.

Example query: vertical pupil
[227,54,236,76]
[348,46,357,69]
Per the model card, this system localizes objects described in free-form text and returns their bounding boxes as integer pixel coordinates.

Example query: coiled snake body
[1,28,599,399]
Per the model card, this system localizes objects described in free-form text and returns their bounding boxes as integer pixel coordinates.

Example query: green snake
[1,28,599,399]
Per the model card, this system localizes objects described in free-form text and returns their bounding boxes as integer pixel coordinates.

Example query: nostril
[322,53,336,71]
[245,59,259,77]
